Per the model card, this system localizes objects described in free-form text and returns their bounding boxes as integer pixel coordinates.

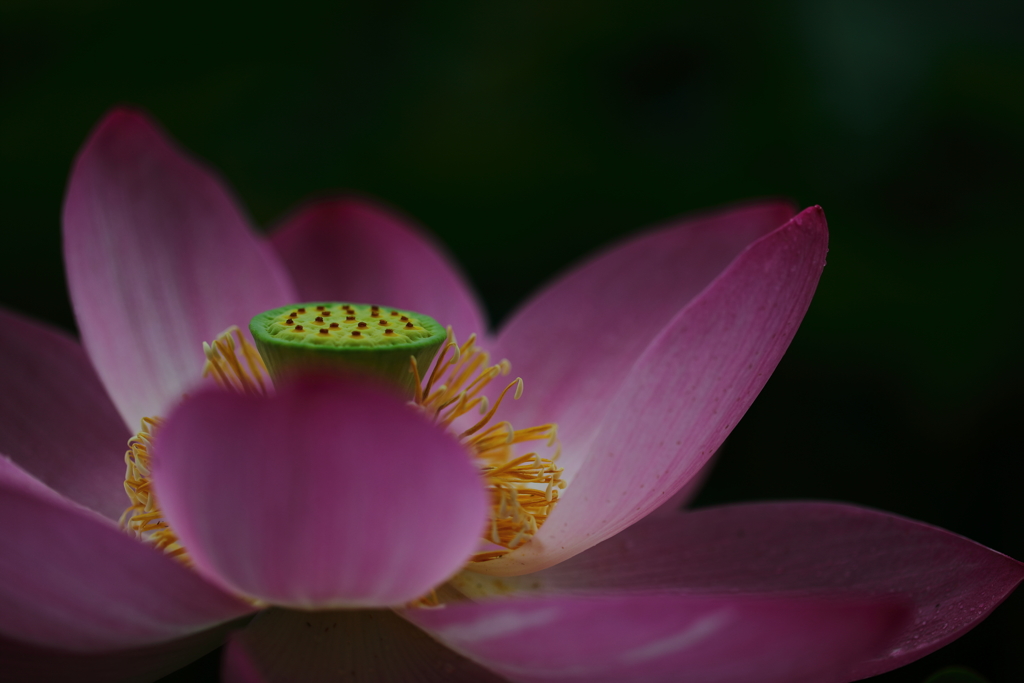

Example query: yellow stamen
[120,416,191,562]
[202,326,271,396]
[409,327,563,563]
[121,328,269,564]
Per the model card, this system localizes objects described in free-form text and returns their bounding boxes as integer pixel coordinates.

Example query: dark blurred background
[1,1,1021,681]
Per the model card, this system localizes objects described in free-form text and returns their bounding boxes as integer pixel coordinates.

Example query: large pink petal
[0,480,254,652]
[408,593,907,683]
[63,108,297,430]
[270,198,488,338]
[478,207,827,575]
[0,306,129,519]
[492,200,796,469]
[222,608,505,683]
[0,623,238,683]
[462,502,1023,681]
[153,376,488,608]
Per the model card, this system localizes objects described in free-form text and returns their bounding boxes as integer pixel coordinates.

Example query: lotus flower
[0,109,1020,683]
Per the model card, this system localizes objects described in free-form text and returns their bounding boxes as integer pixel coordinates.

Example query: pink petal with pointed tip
[63,108,297,430]
[408,593,907,683]
[504,502,1024,680]
[0,623,236,683]
[0,306,129,519]
[492,200,796,475]
[153,376,488,608]
[271,198,488,338]
[479,207,827,575]
[0,480,254,652]
[222,608,505,683]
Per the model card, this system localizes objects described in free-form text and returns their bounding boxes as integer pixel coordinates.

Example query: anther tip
[514,378,524,400]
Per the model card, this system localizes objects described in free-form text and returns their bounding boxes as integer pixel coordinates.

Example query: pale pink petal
[222,608,505,683]
[0,481,254,652]
[0,306,129,519]
[492,200,796,470]
[153,376,488,608]
[408,593,907,683]
[271,198,488,338]
[479,207,827,575]
[63,108,297,430]
[474,502,1022,681]
[0,624,236,683]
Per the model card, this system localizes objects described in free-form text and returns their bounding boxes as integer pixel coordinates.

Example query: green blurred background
[2,1,1021,680]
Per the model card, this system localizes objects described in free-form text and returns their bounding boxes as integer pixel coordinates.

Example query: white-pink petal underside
[153,376,488,609]
[270,198,488,339]
[478,207,827,575]
[492,200,796,475]
[63,108,297,430]
[458,502,1024,680]
[0,478,254,652]
[222,608,505,683]
[408,593,906,683]
[0,306,129,519]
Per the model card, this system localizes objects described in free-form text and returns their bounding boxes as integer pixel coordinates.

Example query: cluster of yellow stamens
[120,327,269,562]
[119,416,188,560]
[120,320,562,571]
[410,328,564,564]
[202,325,271,396]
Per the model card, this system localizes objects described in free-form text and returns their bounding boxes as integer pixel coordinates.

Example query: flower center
[249,302,447,396]
[121,305,562,571]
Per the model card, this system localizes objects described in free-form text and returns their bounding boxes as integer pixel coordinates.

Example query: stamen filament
[458,378,523,439]
[409,329,563,564]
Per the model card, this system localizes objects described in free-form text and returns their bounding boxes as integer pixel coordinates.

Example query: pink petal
[153,376,488,608]
[0,453,68,504]
[480,207,827,575]
[408,593,908,683]
[0,480,254,652]
[222,608,505,683]
[480,502,1024,681]
[0,624,235,683]
[63,108,297,430]
[270,198,488,338]
[0,306,129,519]
[492,200,796,472]
[648,449,719,517]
